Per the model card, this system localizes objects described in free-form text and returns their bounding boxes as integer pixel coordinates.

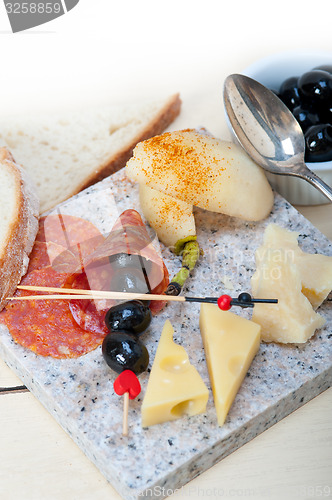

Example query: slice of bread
[0,148,39,311]
[0,94,181,214]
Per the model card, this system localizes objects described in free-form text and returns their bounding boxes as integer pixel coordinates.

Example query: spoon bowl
[223,74,332,203]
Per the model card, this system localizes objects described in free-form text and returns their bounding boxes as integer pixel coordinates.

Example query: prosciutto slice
[67,209,169,333]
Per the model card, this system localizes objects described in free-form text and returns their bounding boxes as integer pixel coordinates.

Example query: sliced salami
[4,267,107,358]
[27,241,67,273]
[65,271,110,336]
[4,211,168,355]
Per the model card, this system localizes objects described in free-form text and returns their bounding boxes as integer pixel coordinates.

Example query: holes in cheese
[170,400,197,417]
[141,319,209,427]
[199,303,261,427]
[160,355,191,373]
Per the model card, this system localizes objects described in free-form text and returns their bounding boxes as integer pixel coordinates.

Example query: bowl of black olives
[242,50,332,205]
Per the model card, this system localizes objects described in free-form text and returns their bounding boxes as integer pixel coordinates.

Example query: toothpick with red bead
[217,292,274,310]
[16,285,278,310]
[113,370,141,436]
[185,292,278,309]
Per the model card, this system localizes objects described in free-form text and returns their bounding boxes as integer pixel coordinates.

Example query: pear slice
[139,183,199,295]
[139,183,195,249]
[126,129,274,221]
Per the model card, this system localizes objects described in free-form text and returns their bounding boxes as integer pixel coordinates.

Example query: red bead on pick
[217,294,232,311]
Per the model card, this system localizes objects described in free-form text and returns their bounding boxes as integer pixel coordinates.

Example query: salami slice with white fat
[3,211,169,357]
[3,267,106,358]
[3,215,107,358]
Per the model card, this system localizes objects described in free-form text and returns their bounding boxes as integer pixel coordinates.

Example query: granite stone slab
[0,169,331,500]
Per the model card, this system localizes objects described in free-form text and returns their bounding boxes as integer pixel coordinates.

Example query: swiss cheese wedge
[199,304,261,426]
[141,320,209,427]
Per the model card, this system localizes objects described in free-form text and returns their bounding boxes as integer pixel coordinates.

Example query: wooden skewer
[17,285,106,295]
[122,392,129,437]
[8,285,278,307]
[113,371,140,438]
[17,285,116,295]
[8,294,136,301]
[12,286,185,302]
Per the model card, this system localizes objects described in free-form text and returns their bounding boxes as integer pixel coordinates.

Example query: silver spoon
[223,73,332,203]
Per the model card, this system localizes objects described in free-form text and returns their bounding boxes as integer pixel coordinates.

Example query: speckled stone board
[0,169,331,500]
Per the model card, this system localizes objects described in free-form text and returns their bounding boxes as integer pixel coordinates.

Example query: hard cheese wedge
[199,303,261,426]
[257,224,332,309]
[141,319,209,427]
[251,246,325,343]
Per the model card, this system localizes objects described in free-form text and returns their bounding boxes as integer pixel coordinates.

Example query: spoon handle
[299,166,332,203]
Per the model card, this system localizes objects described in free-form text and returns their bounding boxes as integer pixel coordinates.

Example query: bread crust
[0,148,39,310]
[73,93,181,201]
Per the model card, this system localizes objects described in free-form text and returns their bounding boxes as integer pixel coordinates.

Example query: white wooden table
[0,2,332,498]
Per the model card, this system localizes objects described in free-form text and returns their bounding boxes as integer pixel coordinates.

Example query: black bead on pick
[237,292,252,304]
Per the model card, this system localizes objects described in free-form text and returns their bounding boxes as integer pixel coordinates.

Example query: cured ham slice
[67,209,169,333]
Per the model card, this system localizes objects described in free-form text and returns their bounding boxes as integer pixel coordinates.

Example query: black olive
[105,300,152,336]
[102,331,149,375]
[298,70,332,104]
[277,66,332,162]
[278,76,301,110]
[305,124,332,162]
[111,268,150,294]
[108,253,152,275]
[313,64,332,75]
[318,103,332,126]
[292,105,320,133]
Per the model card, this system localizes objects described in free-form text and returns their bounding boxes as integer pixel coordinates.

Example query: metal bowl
[242,50,332,205]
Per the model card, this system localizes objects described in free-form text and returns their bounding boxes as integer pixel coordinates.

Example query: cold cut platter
[0,166,331,500]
